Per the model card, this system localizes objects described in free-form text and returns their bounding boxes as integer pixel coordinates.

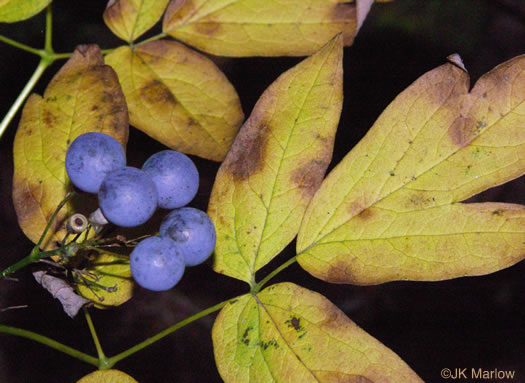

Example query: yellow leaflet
[301,203,525,284]
[162,0,358,56]
[76,252,133,308]
[104,0,170,42]
[208,36,343,283]
[105,40,243,161]
[77,369,138,383]
[298,54,525,284]
[212,282,423,382]
[0,0,51,23]
[12,45,129,249]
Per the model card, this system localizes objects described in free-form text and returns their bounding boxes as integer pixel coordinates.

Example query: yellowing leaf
[77,369,138,383]
[162,0,360,57]
[212,282,423,382]
[104,0,170,42]
[76,252,133,308]
[105,40,243,161]
[0,0,51,23]
[297,54,525,284]
[12,45,128,249]
[208,36,343,284]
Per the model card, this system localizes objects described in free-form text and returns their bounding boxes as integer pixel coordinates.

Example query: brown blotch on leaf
[140,79,177,105]
[347,199,373,221]
[324,260,354,284]
[137,41,170,65]
[448,116,479,147]
[291,158,330,199]
[241,326,252,345]
[194,22,222,37]
[104,0,121,22]
[12,178,40,229]
[357,208,373,220]
[62,45,104,77]
[42,109,58,127]
[285,316,302,331]
[164,0,196,30]
[110,104,124,115]
[223,119,270,180]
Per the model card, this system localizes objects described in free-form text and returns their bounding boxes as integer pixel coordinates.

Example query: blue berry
[98,167,158,227]
[159,208,216,266]
[142,150,199,209]
[130,236,185,291]
[65,132,126,193]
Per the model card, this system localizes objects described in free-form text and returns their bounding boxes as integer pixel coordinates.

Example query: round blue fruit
[65,132,126,193]
[130,236,185,291]
[98,167,158,227]
[142,150,199,209]
[159,207,216,266]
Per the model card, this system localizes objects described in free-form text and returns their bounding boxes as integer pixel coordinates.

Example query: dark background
[1,0,524,382]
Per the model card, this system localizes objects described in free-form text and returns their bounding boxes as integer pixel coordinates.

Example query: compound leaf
[162,0,384,57]
[12,45,128,249]
[208,35,343,283]
[0,0,51,23]
[105,40,243,161]
[297,54,525,284]
[77,369,138,383]
[103,0,170,42]
[212,282,423,382]
[76,252,133,308]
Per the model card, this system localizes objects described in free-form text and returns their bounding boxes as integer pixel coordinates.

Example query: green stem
[0,34,42,56]
[106,298,229,368]
[44,4,53,54]
[84,309,109,369]
[135,32,167,47]
[36,191,75,249]
[0,324,99,367]
[52,52,73,60]
[0,192,75,280]
[252,255,298,294]
[0,59,49,140]
[0,249,59,280]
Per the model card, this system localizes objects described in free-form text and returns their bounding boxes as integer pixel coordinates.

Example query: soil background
[1,1,524,382]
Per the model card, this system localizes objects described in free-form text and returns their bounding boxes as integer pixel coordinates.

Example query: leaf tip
[447,53,468,72]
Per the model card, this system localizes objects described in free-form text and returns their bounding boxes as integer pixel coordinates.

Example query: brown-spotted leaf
[104,0,170,42]
[76,252,133,308]
[207,36,343,284]
[0,0,51,23]
[297,54,525,284]
[77,369,138,383]
[105,40,243,161]
[162,0,385,57]
[212,282,423,382]
[12,45,128,249]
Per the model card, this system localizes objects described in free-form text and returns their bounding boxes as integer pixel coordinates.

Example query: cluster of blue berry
[65,132,216,291]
